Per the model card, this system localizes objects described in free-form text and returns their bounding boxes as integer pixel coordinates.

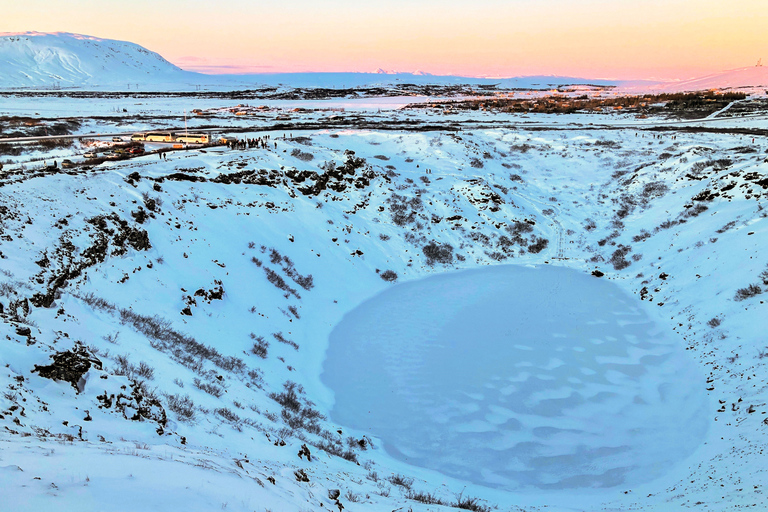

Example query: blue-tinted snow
[323,265,709,491]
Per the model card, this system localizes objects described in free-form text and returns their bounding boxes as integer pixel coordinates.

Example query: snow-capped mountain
[0,32,192,88]
[0,32,623,91]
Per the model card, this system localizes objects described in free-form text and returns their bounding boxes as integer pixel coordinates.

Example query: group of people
[226,135,273,150]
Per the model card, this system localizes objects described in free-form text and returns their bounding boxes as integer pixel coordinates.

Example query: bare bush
[112,355,155,380]
[453,491,492,512]
[216,407,242,424]
[422,241,454,265]
[469,158,484,168]
[290,149,314,162]
[388,474,414,489]
[527,237,549,254]
[80,292,117,312]
[136,361,155,380]
[387,193,423,226]
[317,440,358,463]
[193,378,224,398]
[272,331,299,350]
[250,334,269,358]
[263,267,300,299]
[271,381,325,434]
[165,393,195,422]
[379,270,398,282]
[735,284,763,301]
[609,245,632,270]
[632,230,652,242]
[406,490,445,505]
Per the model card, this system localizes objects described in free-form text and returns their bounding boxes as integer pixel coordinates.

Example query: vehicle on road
[61,159,75,168]
[145,132,174,142]
[112,136,123,142]
[175,133,210,143]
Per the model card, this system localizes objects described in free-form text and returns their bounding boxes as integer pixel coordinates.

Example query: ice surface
[322,265,709,491]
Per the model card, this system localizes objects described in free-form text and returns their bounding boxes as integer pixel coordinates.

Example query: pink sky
[3,0,767,80]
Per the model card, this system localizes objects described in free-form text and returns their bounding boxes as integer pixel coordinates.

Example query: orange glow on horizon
[3,0,767,81]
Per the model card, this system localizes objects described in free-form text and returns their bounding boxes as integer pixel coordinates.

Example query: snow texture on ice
[323,265,709,491]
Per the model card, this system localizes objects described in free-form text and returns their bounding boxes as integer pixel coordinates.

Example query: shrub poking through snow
[270,381,325,434]
[387,474,414,489]
[387,193,423,226]
[422,241,454,265]
[609,245,632,270]
[527,236,549,254]
[405,490,446,505]
[250,334,269,358]
[317,440,358,463]
[272,331,299,350]
[290,148,314,162]
[165,393,195,422]
[193,378,224,398]
[453,491,492,512]
[380,270,398,282]
[734,284,763,301]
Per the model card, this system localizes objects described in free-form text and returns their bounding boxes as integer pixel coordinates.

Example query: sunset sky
[4,0,767,79]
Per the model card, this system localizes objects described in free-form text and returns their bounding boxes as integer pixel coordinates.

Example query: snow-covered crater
[323,265,710,492]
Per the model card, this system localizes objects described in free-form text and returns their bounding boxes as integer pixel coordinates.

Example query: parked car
[113,148,126,154]
[128,146,145,155]
[84,152,97,159]
[61,159,75,168]
[106,152,121,160]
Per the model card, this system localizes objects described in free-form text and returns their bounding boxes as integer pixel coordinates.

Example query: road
[3,109,768,145]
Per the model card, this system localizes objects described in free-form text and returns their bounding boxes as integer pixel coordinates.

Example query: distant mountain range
[1,32,766,93]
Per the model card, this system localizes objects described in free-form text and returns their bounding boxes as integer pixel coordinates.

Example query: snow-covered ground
[0,97,767,512]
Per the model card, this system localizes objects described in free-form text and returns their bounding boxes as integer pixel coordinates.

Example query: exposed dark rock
[33,346,102,393]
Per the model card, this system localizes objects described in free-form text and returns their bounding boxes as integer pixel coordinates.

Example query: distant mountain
[7,32,765,93]
[0,32,624,91]
[653,65,768,92]
[0,32,193,88]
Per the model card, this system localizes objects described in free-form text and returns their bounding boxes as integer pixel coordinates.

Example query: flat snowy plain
[0,92,766,512]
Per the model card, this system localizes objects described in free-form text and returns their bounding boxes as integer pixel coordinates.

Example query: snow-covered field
[0,96,767,512]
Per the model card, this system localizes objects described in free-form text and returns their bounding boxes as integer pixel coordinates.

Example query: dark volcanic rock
[33,346,102,393]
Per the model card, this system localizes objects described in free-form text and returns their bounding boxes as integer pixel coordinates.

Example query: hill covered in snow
[0,32,193,89]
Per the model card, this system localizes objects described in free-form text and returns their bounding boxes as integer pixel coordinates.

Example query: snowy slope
[652,65,768,92]
[0,104,767,512]
[0,32,192,88]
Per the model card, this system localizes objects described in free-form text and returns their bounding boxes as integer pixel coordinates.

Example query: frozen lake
[322,265,709,491]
